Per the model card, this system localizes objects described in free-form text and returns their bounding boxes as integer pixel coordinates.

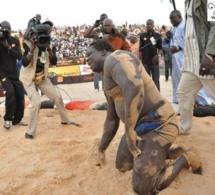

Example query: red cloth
[65,100,96,110]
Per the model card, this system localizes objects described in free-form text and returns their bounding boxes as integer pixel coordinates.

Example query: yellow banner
[49,66,80,77]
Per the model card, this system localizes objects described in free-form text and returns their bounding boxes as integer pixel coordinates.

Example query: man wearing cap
[20,20,80,139]
[0,21,27,129]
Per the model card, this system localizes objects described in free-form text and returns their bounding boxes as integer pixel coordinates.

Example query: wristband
[8,46,12,50]
[28,52,33,56]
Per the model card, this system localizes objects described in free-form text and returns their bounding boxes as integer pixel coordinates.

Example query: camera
[0,26,10,43]
[28,23,51,50]
[94,19,102,27]
[98,32,103,39]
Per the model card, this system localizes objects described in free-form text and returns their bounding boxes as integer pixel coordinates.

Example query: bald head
[103,18,114,34]
[103,18,113,26]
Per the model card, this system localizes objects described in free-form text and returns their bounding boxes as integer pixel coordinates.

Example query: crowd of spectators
[12,23,168,66]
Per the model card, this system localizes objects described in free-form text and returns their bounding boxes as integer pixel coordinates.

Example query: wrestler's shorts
[135,110,162,135]
[135,100,178,144]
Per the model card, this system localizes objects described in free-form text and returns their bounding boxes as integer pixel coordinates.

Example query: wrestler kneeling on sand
[86,39,202,195]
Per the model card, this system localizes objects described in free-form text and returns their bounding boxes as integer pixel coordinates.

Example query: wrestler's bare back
[104,51,164,123]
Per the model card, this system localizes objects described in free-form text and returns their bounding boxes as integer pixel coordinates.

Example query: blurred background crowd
[11,23,168,66]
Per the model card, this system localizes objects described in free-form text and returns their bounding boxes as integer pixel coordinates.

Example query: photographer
[84,13,107,39]
[20,20,80,139]
[0,21,27,129]
[84,13,108,92]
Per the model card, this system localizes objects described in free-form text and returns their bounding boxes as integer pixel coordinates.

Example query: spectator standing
[177,0,215,135]
[102,18,131,51]
[168,10,185,103]
[162,38,172,82]
[139,19,162,91]
[0,21,27,129]
[84,13,108,92]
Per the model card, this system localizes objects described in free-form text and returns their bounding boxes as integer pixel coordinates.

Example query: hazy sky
[1,0,185,30]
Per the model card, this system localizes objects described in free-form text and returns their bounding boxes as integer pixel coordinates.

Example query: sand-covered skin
[0,78,214,195]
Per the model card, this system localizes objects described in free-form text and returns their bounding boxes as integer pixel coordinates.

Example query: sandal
[15,121,28,126]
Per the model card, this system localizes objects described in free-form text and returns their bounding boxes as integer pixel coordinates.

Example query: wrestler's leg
[132,131,186,195]
[116,133,134,172]
[156,145,202,192]
[155,156,186,192]
[115,132,178,173]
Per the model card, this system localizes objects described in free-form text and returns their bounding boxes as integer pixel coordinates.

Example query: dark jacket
[0,36,22,79]
[139,31,162,65]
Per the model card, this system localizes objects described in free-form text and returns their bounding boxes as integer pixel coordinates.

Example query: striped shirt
[182,0,214,79]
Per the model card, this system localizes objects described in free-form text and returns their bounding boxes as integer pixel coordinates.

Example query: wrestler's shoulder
[111,50,130,59]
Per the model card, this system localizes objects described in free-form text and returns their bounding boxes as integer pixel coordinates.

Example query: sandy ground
[0,75,215,195]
